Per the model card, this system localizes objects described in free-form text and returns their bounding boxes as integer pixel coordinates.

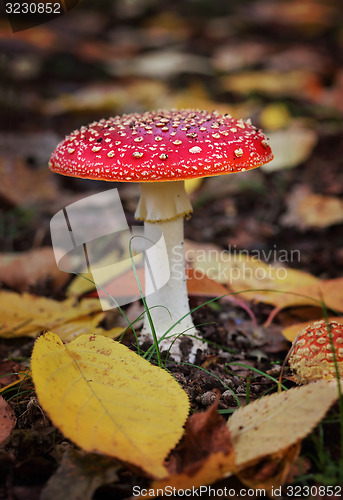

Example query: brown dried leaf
[322,69,343,114]
[0,159,59,207]
[0,396,16,445]
[281,185,343,229]
[0,360,27,390]
[41,445,120,500]
[0,24,57,49]
[0,248,70,292]
[149,396,235,496]
[237,442,302,493]
[246,0,337,33]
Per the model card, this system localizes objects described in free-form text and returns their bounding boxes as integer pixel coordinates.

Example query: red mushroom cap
[49,109,273,182]
[289,320,343,384]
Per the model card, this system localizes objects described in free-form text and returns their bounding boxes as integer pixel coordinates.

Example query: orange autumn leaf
[185,240,321,309]
[272,277,343,313]
[282,317,343,342]
[321,278,343,313]
[237,443,301,494]
[89,266,229,302]
[186,267,229,297]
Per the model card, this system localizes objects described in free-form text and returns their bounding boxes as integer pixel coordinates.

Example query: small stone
[200,391,216,406]
[221,390,236,405]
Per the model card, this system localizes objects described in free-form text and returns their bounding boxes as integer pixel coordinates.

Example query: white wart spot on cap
[189,146,202,154]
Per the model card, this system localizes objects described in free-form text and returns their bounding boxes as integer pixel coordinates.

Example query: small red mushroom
[49,109,273,361]
[289,320,343,383]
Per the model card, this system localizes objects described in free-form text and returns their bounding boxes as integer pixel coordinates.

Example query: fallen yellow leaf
[261,127,317,173]
[186,241,320,309]
[270,277,343,314]
[52,313,125,343]
[228,380,340,470]
[31,332,189,478]
[259,103,291,131]
[0,291,103,338]
[184,178,203,195]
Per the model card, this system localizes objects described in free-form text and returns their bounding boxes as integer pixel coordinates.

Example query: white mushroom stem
[135,181,203,362]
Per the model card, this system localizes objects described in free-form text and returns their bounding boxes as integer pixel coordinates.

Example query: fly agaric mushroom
[49,109,273,361]
[289,320,343,384]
